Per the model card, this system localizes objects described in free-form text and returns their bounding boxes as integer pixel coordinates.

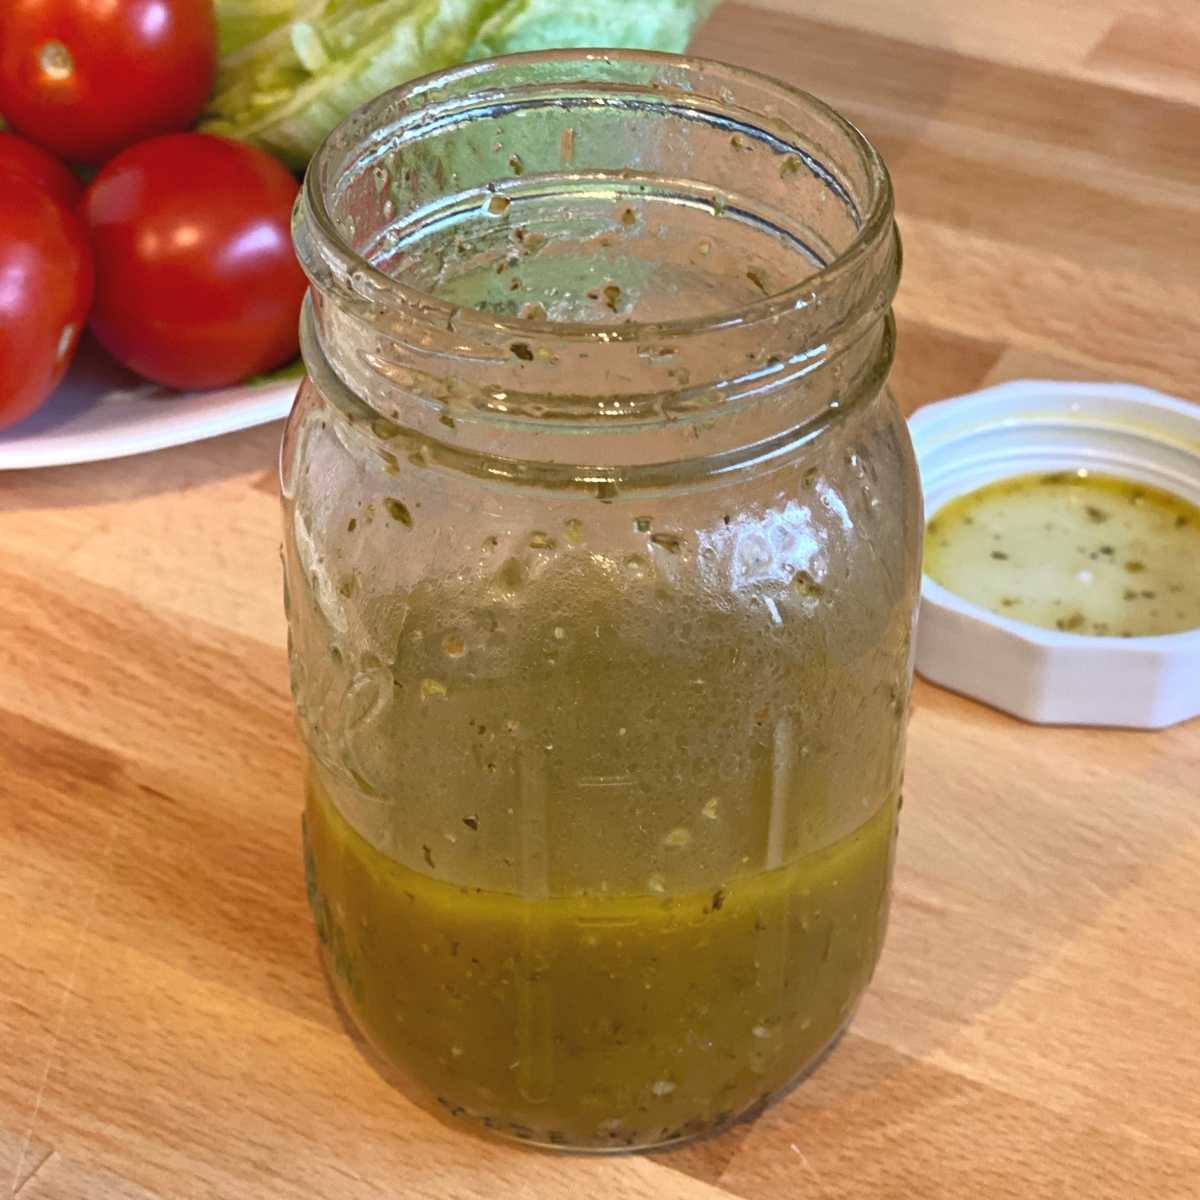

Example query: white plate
[0,337,300,470]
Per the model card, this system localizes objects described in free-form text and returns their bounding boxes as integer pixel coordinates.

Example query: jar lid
[909,380,1200,729]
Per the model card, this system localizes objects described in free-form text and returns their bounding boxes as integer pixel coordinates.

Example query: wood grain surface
[3,2,1199,1196]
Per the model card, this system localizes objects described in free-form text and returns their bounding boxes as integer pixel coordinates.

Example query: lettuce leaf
[212,0,297,56]
[467,0,719,59]
[205,0,719,168]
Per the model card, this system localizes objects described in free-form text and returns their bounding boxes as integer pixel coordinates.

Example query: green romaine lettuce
[211,0,297,56]
[204,0,719,168]
[467,0,719,60]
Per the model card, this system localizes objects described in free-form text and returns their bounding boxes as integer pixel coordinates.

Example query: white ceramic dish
[909,380,1200,729]
[0,338,299,471]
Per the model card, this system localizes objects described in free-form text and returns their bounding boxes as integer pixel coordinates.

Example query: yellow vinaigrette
[303,770,898,1150]
[925,471,1200,637]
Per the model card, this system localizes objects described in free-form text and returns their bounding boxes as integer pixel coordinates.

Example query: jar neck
[294,51,899,475]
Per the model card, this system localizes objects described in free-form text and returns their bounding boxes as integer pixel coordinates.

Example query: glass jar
[284,50,918,1151]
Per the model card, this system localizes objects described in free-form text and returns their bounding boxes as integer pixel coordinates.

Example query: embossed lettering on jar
[283,51,919,1152]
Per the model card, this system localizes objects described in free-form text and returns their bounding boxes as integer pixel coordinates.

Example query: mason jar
[284,50,918,1151]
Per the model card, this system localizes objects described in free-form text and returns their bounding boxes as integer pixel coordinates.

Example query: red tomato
[0,131,81,209]
[81,133,306,391]
[0,0,216,164]
[0,174,93,429]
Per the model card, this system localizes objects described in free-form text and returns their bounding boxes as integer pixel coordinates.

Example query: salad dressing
[925,471,1200,637]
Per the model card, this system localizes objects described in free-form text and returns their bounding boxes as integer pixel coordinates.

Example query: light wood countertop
[3,2,1198,1196]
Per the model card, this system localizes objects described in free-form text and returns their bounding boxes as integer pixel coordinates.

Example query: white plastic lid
[908,380,1200,729]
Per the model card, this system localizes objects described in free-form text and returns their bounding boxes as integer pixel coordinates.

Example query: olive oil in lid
[909,380,1200,727]
[924,470,1200,639]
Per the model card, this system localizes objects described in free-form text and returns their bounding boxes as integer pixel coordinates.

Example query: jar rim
[299,48,894,346]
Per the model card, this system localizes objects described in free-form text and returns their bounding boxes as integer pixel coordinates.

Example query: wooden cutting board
[2,2,1198,1196]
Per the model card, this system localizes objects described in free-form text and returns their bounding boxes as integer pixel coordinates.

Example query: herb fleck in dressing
[924,471,1200,637]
